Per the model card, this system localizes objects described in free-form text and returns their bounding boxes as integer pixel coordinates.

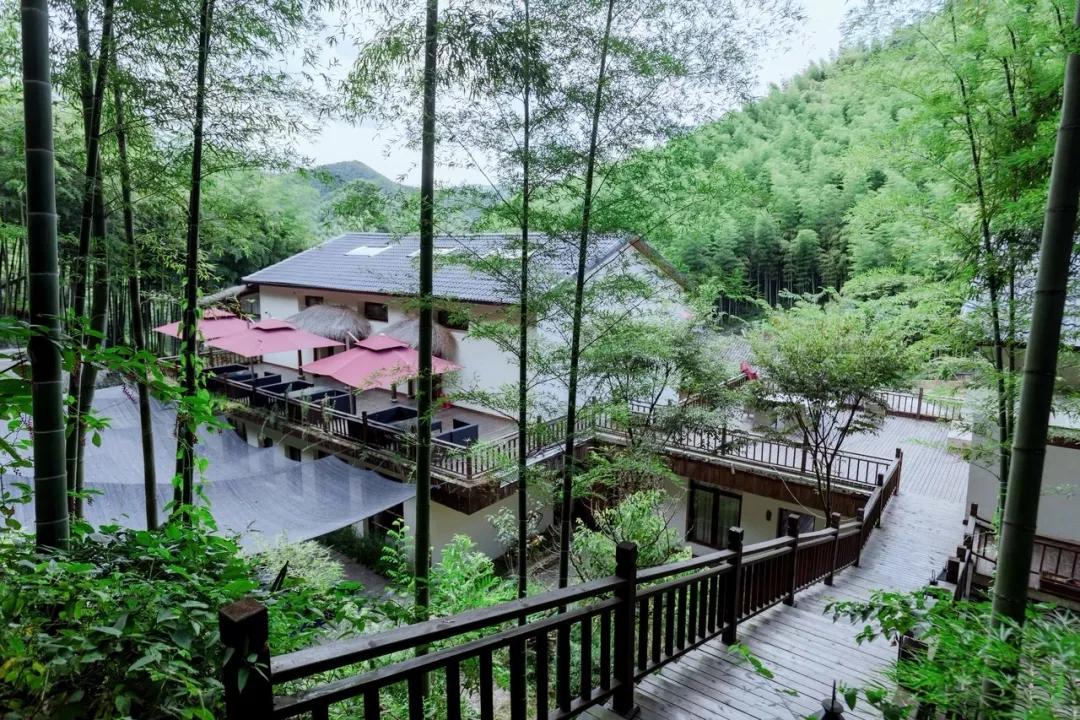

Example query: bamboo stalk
[21,0,69,548]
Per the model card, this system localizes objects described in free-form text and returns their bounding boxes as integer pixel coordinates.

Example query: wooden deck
[587,416,968,720]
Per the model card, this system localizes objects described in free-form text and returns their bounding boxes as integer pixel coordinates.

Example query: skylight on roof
[346,245,390,257]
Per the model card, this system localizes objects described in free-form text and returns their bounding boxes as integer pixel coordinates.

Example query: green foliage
[751,299,913,407]
[570,490,690,580]
[750,298,913,515]
[828,587,1080,719]
[380,522,517,619]
[843,270,978,364]
[592,0,1067,311]
[0,515,377,719]
[252,536,346,594]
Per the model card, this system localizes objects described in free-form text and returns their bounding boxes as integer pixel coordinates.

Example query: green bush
[0,511,375,719]
[828,587,1080,718]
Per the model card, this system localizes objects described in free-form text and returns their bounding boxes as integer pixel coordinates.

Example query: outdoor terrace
[214,413,966,720]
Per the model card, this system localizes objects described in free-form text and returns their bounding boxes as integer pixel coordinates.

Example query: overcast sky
[294,0,850,186]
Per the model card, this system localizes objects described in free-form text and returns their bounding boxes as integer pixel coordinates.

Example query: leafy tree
[323,179,392,233]
[749,299,912,518]
[570,490,691,581]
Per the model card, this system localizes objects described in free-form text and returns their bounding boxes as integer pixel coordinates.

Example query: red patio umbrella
[205,318,344,377]
[304,334,460,391]
[153,310,250,341]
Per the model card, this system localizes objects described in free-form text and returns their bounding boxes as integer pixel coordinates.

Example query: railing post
[220,598,273,719]
[854,508,865,568]
[894,448,902,495]
[721,527,744,645]
[784,514,801,606]
[875,474,884,527]
[613,542,639,718]
[361,410,369,444]
[916,387,924,419]
[825,512,841,586]
[465,450,474,482]
[720,425,727,455]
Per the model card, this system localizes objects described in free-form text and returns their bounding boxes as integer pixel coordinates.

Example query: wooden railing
[596,405,895,492]
[219,457,902,719]
[200,366,896,491]
[966,504,1080,602]
[879,389,963,422]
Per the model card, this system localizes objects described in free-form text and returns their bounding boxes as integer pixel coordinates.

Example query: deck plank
[585,416,967,720]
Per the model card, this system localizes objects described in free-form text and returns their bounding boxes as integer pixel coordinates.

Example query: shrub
[827,587,1080,718]
[570,490,690,581]
[0,512,377,719]
[253,535,346,592]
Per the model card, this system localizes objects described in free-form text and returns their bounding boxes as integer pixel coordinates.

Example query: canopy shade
[153,310,251,340]
[287,304,372,343]
[205,318,343,357]
[6,386,414,549]
[304,337,461,390]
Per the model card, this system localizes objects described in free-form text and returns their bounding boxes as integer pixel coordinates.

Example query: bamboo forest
[2,0,1079,718]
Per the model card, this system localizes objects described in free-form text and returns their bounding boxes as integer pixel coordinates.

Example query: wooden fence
[218,456,902,719]
[879,389,963,422]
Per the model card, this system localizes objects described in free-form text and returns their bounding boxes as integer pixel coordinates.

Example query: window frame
[686,482,742,549]
[364,301,389,322]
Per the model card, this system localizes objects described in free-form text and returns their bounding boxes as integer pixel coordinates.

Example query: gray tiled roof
[242,232,629,304]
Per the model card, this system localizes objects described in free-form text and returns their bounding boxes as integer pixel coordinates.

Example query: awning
[304,335,461,390]
[8,386,414,549]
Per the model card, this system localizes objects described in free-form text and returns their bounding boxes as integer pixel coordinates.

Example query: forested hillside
[600,0,1066,305]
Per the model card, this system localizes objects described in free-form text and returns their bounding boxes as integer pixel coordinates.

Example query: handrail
[220,457,904,719]
[202,365,899,492]
[965,503,1080,598]
[271,575,622,682]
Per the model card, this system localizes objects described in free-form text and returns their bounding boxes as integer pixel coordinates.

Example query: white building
[235,231,691,560]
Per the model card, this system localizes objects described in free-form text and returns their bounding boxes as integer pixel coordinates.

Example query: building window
[437,308,469,331]
[687,482,741,549]
[364,302,389,322]
[285,445,302,462]
[304,295,323,307]
[776,508,816,537]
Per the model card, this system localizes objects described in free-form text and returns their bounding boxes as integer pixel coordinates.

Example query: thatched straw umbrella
[381,316,458,360]
[287,304,371,346]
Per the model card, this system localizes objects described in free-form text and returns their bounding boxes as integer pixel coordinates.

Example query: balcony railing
[217,456,902,719]
[967,504,1080,602]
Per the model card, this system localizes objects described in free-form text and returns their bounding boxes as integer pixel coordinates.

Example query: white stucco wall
[966,417,1080,543]
[402,489,554,564]
[253,240,688,415]
[662,476,825,553]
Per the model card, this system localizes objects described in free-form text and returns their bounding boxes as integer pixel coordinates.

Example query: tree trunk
[66,0,115,504]
[558,0,616,590]
[74,176,109,518]
[114,82,158,530]
[21,0,69,549]
[516,0,532,603]
[989,0,1080,631]
[414,0,438,622]
[175,0,215,512]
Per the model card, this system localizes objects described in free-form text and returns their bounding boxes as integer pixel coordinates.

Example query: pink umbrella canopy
[153,310,251,340]
[205,319,343,357]
[304,335,461,390]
